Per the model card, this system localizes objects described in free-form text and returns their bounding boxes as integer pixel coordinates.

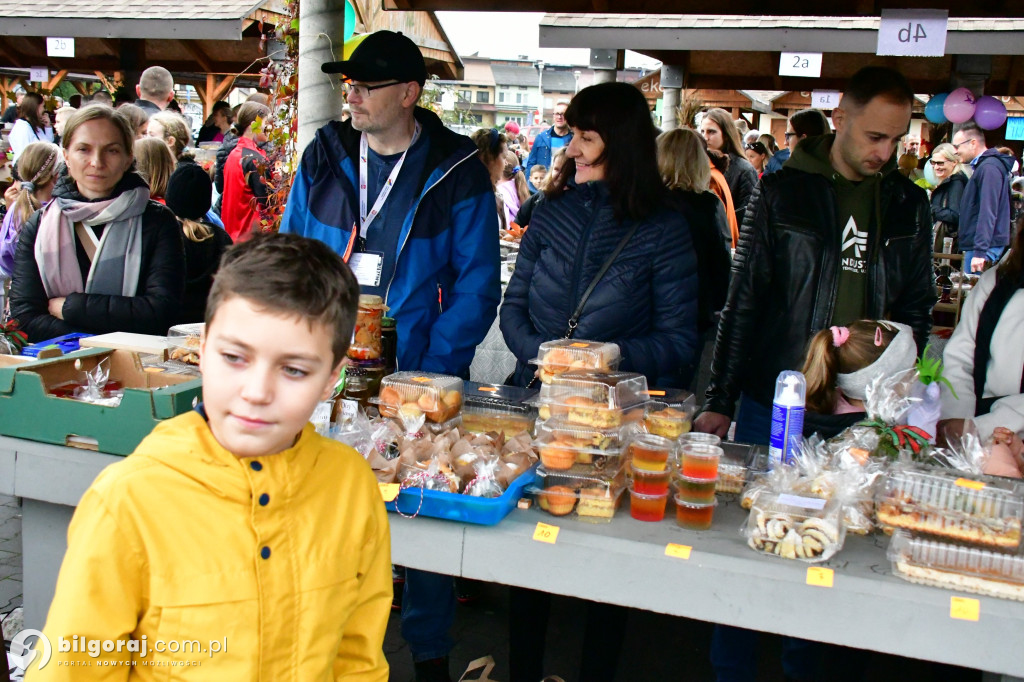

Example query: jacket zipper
[382,149,481,370]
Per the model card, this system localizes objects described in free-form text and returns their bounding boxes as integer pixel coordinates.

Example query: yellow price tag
[955,478,986,491]
[950,596,980,622]
[806,567,834,588]
[378,483,400,502]
[569,342,590,348]
[533,522,559,544]
[479,386,499,392]
[665,543,692,560]
[411,376,433,383]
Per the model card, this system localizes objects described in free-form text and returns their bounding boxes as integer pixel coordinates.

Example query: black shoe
[454,577,479,605]
[414,656,452,682]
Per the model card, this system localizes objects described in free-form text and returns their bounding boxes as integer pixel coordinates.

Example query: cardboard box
[0,348,201,455]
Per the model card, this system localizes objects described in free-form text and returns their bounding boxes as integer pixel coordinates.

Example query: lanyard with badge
[348,122,421,289]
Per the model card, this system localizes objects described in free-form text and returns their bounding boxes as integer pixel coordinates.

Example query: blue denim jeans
[400,569,455,662]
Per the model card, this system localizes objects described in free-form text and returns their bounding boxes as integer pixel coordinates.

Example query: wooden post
[45,70,69,93]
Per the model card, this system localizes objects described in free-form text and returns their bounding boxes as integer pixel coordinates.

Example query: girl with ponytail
[0,141,60,278]
[801,319,917,414]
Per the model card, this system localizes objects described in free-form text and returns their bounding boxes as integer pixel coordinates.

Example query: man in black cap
[281,30,500,682]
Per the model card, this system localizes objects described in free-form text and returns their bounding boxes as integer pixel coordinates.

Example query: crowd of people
[1,27,1023,682]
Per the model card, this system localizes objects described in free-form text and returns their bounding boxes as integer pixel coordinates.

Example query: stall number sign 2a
[779,53,822,79]
[876,10,948,57]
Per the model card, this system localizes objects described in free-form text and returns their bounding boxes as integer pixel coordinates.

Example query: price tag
[955,478,986,491]
[411,377,432,383]
[645,390,667,397]
[46,37,75,58]
[877,9,948,57]
[533,522,559,544]
[569,342,590,348]
[810,90,841,110]
[950,596,980,622]
[479,386,499,392]
[665,543,692,560]
[378,483,400,502]
[779,52,822,78]
[29,67,48,83]
[806,567,834,588]
[341,399,359,422]
[777,493,827,511]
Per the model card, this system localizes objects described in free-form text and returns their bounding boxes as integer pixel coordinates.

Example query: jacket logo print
[841,216,869,258]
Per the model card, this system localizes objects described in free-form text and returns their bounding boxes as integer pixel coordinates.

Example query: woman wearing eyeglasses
[929,142,968,253]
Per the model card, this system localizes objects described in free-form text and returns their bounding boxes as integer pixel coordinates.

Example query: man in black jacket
[696,65,933,443]
[695,64,935,682]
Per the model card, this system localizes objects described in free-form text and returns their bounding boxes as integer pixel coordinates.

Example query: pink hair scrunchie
[830,326,850,348]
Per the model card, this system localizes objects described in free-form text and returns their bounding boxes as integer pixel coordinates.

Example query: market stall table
[6,434,1024,680]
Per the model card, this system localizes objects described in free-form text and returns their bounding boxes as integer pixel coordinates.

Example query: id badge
[349,252,383,288]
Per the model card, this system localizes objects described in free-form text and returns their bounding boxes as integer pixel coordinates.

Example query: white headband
[836,322,917,401]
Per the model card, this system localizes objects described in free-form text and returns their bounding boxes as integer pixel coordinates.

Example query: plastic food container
[888,530,1024,601]
[746,493,845,562]
[680,443,723,480]
[643,401,696,439]
[461,382,538,437]
[349,295,387,361]
[631,465,670,496]
[531,370,649,428]
[875,466,1024,551]
[531,339,621,382]
[629,488,669,522]
[167,323,203,365]
[715,462,747,495]
[675,498,717,530]
[531,466,628,523]
[374,372,464,424]
[679,432,722,447]
[534,418,624,453]
[385,463,537,525]
[628,433,675,472]
[674,474,717,504]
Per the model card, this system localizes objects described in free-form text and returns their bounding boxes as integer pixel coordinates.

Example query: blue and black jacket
[281,108,500,376]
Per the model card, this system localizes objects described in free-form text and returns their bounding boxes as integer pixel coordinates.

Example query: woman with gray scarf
[10,105,185,341]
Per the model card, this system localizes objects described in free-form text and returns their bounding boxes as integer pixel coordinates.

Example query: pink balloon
[974,95,1008,130]
[943,87,976,124]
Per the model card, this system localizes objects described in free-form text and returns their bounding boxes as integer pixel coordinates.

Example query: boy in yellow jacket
[30,233,391,680]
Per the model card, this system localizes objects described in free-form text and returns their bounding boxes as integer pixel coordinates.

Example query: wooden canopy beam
[179,40,214,74]
[93,71,116,93]
[204,73,234,118]
[45,70,68,92]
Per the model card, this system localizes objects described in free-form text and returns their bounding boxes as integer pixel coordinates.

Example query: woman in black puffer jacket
[500,83,700,390]
[500,82,699,682]
[928,142,969,252]
[10,105,185,341]
[700,108,758,227]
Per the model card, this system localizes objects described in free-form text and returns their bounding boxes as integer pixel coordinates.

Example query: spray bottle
[769,370,806,466]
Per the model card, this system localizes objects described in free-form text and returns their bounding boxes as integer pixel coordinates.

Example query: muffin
[539,485,576,516]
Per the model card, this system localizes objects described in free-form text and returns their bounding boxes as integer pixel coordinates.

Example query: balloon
[342,33,370,60]
[943,88,976,124]
[343,1,356,41]
[924,93,948,124]
[923,160,938,187]
[973,95,1008,130]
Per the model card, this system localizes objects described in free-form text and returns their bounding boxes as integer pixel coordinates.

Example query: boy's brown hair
[206,233,360,365]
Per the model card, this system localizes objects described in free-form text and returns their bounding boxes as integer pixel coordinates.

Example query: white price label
[810,90,841,110]
[779,53,822,79]
[46,37,75,58]
[877,10,948,57]
[29,67,48,84]
[776,493,827,511]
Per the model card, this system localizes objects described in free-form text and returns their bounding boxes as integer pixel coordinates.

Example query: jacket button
[260,546,271,559]
[250,461,263,471]
[259,493,270,506]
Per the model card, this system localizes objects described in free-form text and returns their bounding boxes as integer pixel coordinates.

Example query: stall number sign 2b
[46,37,75,58]
[876,10,948,57]
[779,53,822,79]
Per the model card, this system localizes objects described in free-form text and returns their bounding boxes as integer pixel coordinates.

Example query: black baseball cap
[321,30,427,86]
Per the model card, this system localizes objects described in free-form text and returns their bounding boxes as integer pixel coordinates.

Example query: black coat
[667,188,731,334]
[930,170,968,231]
[500,181,700,388]
[181,224,233,323]
[10,171,186,341]
[703,166,935,415]
[724,152,758,228]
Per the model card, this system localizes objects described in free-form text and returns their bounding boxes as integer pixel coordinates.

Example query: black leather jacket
[703,166,935,414]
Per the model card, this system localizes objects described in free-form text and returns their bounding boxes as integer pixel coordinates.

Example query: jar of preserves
[348,295,387,361]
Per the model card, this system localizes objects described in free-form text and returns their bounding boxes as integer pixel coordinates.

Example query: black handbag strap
[564,222,641,338]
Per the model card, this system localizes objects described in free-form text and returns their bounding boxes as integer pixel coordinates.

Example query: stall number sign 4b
[876,10,948,57]
[779,53,822,79]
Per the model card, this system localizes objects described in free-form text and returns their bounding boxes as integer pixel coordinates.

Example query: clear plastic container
[373,372,464,424]
[746,492,845,562]
[888,530,1024,601]
[674,474,718,504]
[166,323,203,365]
[643,401,696,439]
[534,418,625,454]
[531,339,621,382]
[531,466,628,523]
[675,498,717,530]
[679,432,722,447]
[627,433,676,472]
[461,382,537,437]
[680,443,723,480]
[716,462,747,495]
[531,371,649,429]
[629,488,669,522]
[631,465,671,496]
[875,465,1024,551]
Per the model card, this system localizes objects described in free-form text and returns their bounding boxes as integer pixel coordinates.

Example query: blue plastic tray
[22,333,93,357]
[386,464,537,525]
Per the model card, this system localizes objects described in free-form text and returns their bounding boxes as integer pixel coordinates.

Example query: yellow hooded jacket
[30,410,391,681]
